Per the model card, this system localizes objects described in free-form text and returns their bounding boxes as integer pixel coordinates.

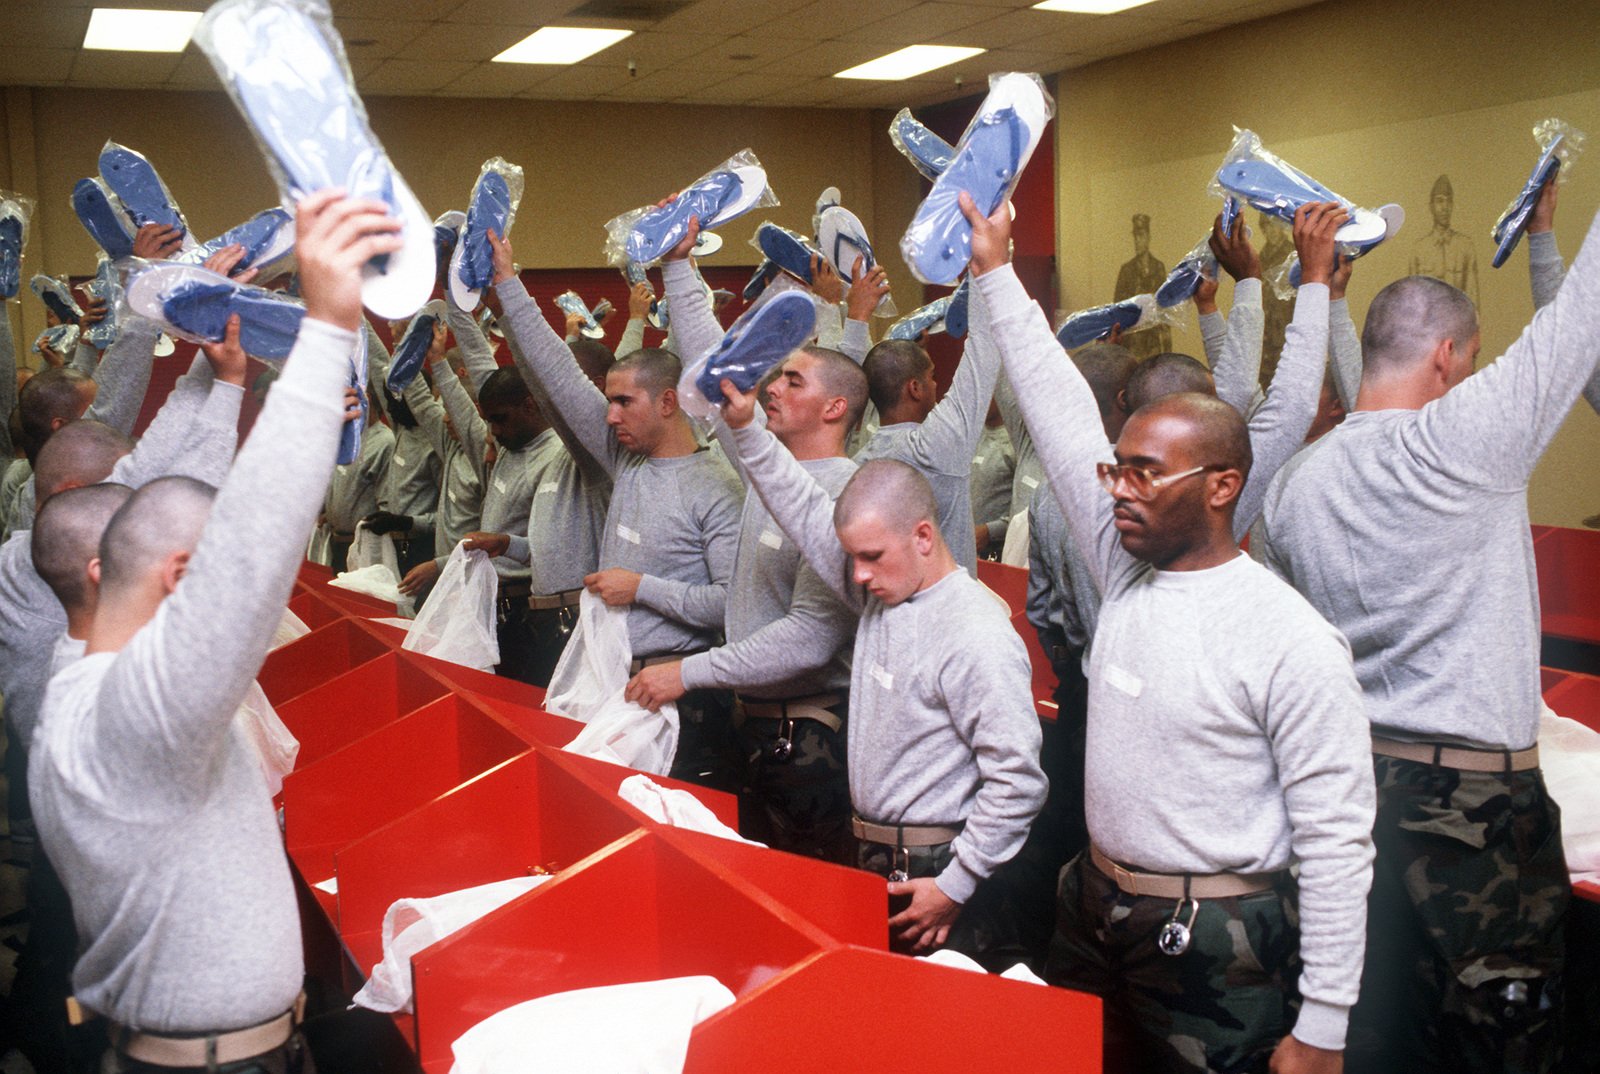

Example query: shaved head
[833,458,939,534]
[1125,352,1215,414]
[862,339,933,415]
[32,483,131,613]
[798,345,870,430]
[18,367,95,454]
[1130,392,1252,479]
[33,420,133,504]
[570,338,616,390]
[97,476,217,602]
[1361,275,1479,376]
[1071,342,1138,426]
[477,366,531,409]
[612,347,681,399]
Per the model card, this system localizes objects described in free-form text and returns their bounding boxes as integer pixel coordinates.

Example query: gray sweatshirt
[969,421,1015,541]
[400,367,483,557]
[28,317,353,1033]
[494,277,742,656]
[380,423,441,538]
[322,421,393,534]
[982,262,1374,1052]
[0,355,243,750]
[1527,229,1600,414]
[854,285,1001,576]
[1026,479,1090,654]
[726,418,1045,904]
[1198,277,1266,415]
[992,369,1043,536]
[1,302,15,462]
[1260,209,1600,751]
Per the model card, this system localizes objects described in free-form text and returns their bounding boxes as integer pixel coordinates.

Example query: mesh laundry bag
[402,542,499,671]
[548,591,679,775]
[1539,704,1600,884]
[235,680,299,796]
[617,775,761,846]
[353,875,551,1013]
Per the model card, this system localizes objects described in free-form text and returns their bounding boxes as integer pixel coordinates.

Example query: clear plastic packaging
[888,295,953,341]
[554,290,605,339]
[0,191,35,300]
[83,255,122,351]
[816,204,897,317]
[449,156,525,309]
[30,274,82,324]
[34,324,79,359]
[1492,118,1587,268]
[603,148,778,268]
[177,207,297,280]
[194,0,435,320]
[1054,294,1182,350]
[693,289,815,405]
[386,298,445,393]
[1210,127,1397,249]
[749,222,819,283]
[97,141,194,247]
[1154,236,1218,309]
[900,73,1055,286]
[889,108,956,182]
[338,330,367,466]
[72,177,136,261]
[122,258,307,361]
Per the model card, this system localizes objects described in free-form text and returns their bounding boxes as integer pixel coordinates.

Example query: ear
[159,550,191,596]
[658,386,678,415]
[86,557,102,587]
[1206,468,1245,510]
[1114,389,1129,416]
[822,395,848,423]
[904,378,926,404]
[913,518,936,555]
[1429,337,1456,388]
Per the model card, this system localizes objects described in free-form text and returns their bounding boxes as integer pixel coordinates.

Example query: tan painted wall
[1055,0,1600,526]
[0,86,924,366]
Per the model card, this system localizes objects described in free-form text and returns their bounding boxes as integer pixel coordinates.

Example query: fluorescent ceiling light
[492,27,633,64]
[835,45,986,81]
[83,8,203,52]
[1033,0,1156,12]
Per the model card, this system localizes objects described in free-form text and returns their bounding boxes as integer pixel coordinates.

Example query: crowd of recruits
[0,161,1591,1074]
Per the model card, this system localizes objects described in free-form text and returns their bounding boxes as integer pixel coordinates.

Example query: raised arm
[443,303,497,397]
[0,301,16,461]
[1522,180,1600,416]
[966,197,1135,598]
[87,192,393,801]
[1207,214,1266,416]
[430,353,487,482]
[904,278,1002,475]
[661,257,726,370]
[1417,202,1600,486]
[83,316,160,435]
[1327,258,1363,412]
[617,286,649,358]
[401,328,453,461]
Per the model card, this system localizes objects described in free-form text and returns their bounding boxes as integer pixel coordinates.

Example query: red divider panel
[258,617,391,707]
[546,745,740,831]
[1544,669,1600,735]
[409,830,830,1070]
[977,559,1028,618]
[286,591,344,630]
[274,651,450,768]
[686,946,1102,1073]
[1534,526,1600,645]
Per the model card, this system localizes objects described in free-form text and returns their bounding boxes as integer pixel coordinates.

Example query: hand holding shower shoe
[1211,128,1389,245]
[889,108,956,182]
[449,158,524,311]
[1056,297,1151,350]
[195,0,436,320]
[433,210,465,279]
[386,299,444,394]
[606,149,776,267]
[888,295,952,341]
[944,276,970,339]
[901,73,1054,285]
[756,222,820,283]
[554,291,605,340]
[817,205,897,317]
[71,178,136,261]
[179,208,296,276]
[126,260,306,361]
[693,290,816,406]
[1491,125,1580,268]
[84,256,121,351]
[0,199,28,300]
[31,274,82,324]
[98,142,192,246]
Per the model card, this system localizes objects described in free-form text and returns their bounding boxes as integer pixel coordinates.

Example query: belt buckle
[1111,860,1140,897]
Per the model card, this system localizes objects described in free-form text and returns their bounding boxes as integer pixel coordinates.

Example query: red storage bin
[282,693,531,892]
[409,829,834,1070]
[274,651,451,768]
[258,617,391,708]
[286,591,344,630]
[976,559,1028,618]
[685,946,1102,1072]
[547,746,740,832]
[1543,668,1600,736]
[1534,526,1600,646]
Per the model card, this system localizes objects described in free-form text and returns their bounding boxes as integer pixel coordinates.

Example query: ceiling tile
[0,47,78,84]
[330,16,431,60]
[603,30,725,74]
[390,25,532,62]
[163,50,223,90]
[360,58,477,94]
[748,77,862,106]
[647,0,782,36]
[68,50,182,86]
[748,0,924,41]
[853,2,998,47]
[435,61,555,97]
[773,40,901,79]
[517,61,632,96]
[8,4,93,50]
[929,8,1068,49]
[1003,10,1174,53]
[595,65,726,99]
[331,0,456,18]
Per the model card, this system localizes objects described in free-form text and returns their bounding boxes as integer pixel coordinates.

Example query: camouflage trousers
[735,709,854,865]
[1346,756,1569,1074]
[1046,852,1302,1074]
[858,838,960,955]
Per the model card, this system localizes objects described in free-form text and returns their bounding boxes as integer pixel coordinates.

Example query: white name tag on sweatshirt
[394,455,407,467]
[617,524,642,545]
[494,477,508,494]
[759,529,783,550]
[448,487,460,504]
[1021,475,1039,490]
[336,464,350,475]
[1103,663,1143,698]
[537,480,559,496]
[870,663,894,691]
[974,454,987,465]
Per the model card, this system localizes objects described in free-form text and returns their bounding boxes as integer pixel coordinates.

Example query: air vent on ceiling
[567,0,693,20]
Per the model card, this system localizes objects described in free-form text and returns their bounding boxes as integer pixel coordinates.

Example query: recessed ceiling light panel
[492,27,634,65]
[83,8,203,52]
[834,45,986,81]
[1033,0,1156,12]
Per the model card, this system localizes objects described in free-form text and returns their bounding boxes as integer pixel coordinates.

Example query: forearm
[681,573,852,691]
[68,338,98,374]
[813,302,844,349]
[617,316,646,358]
[85,317,161,435]
[1528,230,1566,312]
[1210,279,1264,416]
[1328,298,1363,411]
[362,319,391,415]
[728,422,860,611]
[662,260,725,367]
[633,574,728,631]
[430,357,487,476]
[917,285,1002,472]
[495,277,616,472]
[838,317,870,365]
[108,354,213,486]
[445,305,498,394]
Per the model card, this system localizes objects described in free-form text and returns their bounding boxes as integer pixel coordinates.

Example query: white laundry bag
[1539,704,1600,884]
[306,521,333,568]
[549,591,679,775]
[235,680,299,796]
[329,563,405,606]
[999,506,1030,568]
[919,948,1047,985]
[269,607,312,651]
[353,875,551,1014]
[348,520,400,577]
[449,976,736,1074]
[617,775,762,846]
[402,543,500,671]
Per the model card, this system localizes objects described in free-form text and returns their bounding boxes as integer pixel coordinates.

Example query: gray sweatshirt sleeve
[727,421,863,614]
[991,368,1036,523]
[69,337,99,375]
[0,304,16,461]
[680,556,855,692]
[977,265,1140,598]
[1208,278,1265,416]
[813,302,844,350]
[402,369,452,462]
[494,277,621,476]
[81,318,353,804]
[1525,231,1600,416]
[617,316,646,359]
[1417,207,1600,487]
[1234,284,1331,537]
[633,467,741,631]
[446,306,498,396]
[1328,297,1363,411]
[838,318,870,365]
[84,317,161,435]
[662,260,724,368]
[430,357,487,483]
[362,319,391,419]
[108,354,241,489]
[904,282,1002,475]
[1199,309,1228,369]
